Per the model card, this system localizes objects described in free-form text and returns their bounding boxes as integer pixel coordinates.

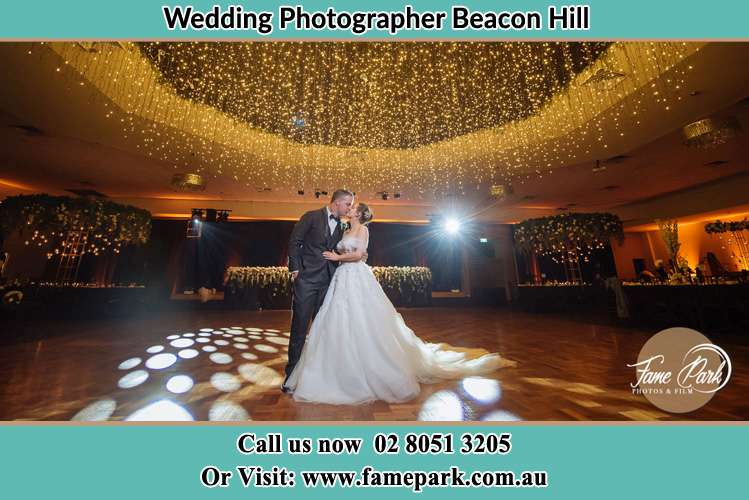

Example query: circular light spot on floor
[263,332,278,337]
[178,349,199,359]
[146,345,164,354]
[198,332,211,337]
[183,333,196,337]
[72,399,116,421]
[211,372,241,392]
[418,391,465,421]
[222,334,233,338]
[125,399,194,421]
[195,337,209,343]
[214,339,229,346]
[228,329,244,335]
[461,377,501,404]
[209,400,250,421]
[233,337,249,343]
[170,338,194,348]
[118,357,141,370]
[118,370,149,389]
[210,353,233,365]
[238,363,284,386]
[202,345,217,353]
[233,343,248,350]
[166,375,194,394]
[481,410,521,422]
[200,328,213,332]
[145,353,178,370]
[212,330,223,334]
[240,352,258,361]
[166,334,180,340]
[266,337,289,346]
[245,327,263,332]
[265,329,280,333]
[255,344,278,354]
[249,335,262,340]
[282,332,290,337]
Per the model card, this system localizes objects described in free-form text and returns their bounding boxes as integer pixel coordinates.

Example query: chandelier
[683,117,741,148]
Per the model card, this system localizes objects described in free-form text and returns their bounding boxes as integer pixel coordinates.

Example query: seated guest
[654,260,668,282]
[638,269,656,283]
[695,265,704,284]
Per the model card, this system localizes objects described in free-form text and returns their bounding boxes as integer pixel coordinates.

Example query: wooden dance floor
[1,308,746,421]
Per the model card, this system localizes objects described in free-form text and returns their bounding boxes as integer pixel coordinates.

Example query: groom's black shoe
[281,375,292,394]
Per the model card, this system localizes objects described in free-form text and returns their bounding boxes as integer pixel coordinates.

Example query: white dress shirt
[325,206,338,235]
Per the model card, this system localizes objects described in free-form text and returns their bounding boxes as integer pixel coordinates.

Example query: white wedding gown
[286,229,505,404]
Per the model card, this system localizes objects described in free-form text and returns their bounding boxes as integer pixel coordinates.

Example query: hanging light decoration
[29,41,702,198]
[171,173,207,191]
[683,117,741,148]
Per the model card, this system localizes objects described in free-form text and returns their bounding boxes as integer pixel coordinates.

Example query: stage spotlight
[444,218,460,235]
[191,208,203,223]
[479,237,489,243]
[187,209,203,238]
[216,210,231,223]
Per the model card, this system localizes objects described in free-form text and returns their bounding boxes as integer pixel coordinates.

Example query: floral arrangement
[0,194,151,255]
[371,266,432,298]
[656,219,681,262]
[704,219,749,234]
[223,266,292,297]
[513,212,624,256]
[224,266,432,299]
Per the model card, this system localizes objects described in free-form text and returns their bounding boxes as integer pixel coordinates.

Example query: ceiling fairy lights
[28,41,700,199]
[136,42,610,149]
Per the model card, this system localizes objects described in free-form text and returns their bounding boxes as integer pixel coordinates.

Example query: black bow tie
[329,214,340,222]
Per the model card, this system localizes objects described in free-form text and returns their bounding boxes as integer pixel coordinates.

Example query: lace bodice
[336,229,369,254]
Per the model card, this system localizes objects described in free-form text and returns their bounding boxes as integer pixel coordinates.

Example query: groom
[282,189,354,392]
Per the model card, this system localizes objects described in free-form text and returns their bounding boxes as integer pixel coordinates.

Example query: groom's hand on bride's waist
[290,270,299,281]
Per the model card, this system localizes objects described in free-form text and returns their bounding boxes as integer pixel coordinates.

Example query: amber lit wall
[612,213,749,279]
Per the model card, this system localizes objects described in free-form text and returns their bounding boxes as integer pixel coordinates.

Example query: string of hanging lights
[23,41,700,200]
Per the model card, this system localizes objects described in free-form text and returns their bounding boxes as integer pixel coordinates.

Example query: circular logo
[628,327,732,413]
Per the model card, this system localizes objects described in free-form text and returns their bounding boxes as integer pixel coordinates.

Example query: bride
[285,202,506,404]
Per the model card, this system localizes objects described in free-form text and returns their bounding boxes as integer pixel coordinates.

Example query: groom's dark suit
[284,207,344,383]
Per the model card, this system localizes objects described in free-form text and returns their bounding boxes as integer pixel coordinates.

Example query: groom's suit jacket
[288,207,343,284]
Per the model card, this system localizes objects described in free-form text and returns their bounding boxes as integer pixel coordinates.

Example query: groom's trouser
[285,276,329,380]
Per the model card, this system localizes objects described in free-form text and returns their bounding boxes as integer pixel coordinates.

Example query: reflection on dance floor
[68,324,524,422]
[73,327,288,421]
[4,309,745,421]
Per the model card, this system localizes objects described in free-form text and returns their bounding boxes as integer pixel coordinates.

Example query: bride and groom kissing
[281,189,505,405]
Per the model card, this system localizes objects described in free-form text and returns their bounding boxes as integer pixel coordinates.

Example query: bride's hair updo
[356,202,374,225]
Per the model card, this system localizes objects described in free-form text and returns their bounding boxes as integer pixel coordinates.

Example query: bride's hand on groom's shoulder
[322,251,340,262]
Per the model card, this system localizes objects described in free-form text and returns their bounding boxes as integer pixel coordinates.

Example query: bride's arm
[323,249,364,263]
[323,227,368,263]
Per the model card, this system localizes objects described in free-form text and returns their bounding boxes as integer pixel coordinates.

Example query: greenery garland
[371,266,433,297]
[513,212,623,256]
[224,266,432,298]
[704,219,749,234]
[224,266,292,297]
[0,194,151,254]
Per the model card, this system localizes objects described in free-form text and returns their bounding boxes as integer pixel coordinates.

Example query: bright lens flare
[444,218,460,235]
